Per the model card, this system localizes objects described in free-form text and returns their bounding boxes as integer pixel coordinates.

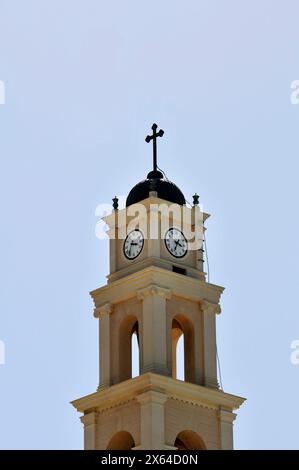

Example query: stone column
[80,411,98,450]
[136,390,168,450]
[193,205,204,272]
[147,203,160,258]
[137,285,171,376]
[201,300,221,389]
[94,303,112,390]
[218,408,236,450]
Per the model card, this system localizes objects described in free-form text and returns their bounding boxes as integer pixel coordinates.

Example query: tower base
[72,373,245,450]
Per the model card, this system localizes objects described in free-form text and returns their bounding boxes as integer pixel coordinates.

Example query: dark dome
[126,170,185,207]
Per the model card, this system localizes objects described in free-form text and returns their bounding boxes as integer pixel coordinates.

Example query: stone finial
[112,196,119,210]
[193,193,199,206]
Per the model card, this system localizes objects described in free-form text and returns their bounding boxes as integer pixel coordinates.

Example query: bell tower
[72,124,245,450]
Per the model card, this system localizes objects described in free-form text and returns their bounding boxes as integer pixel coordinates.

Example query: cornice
[90,266,224,308]
[71,373,245,415]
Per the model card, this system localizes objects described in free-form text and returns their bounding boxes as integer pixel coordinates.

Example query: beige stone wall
[96,401,141,449]
[165,398,219,449]
[91,397,225,450]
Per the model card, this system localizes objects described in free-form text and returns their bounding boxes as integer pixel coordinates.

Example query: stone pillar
[147,203,160,258]
[80,411,98,450]
[94,303,112,390]
[193,205,204,272]
[109,231,117,274]
[218,408,236,449]
[136,390,168,450]
[137,285,171,376]
[201,300,221,389]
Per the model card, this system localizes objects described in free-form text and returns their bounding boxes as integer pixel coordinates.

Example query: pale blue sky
[0,0,299,449]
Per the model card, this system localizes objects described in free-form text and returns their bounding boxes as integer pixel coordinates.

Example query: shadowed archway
[119,315,139,382]
[172,315,195,382]
[174,430,206,450]
[106,431,135,450]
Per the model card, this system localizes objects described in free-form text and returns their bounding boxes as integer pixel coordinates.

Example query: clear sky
[0,0,299,450]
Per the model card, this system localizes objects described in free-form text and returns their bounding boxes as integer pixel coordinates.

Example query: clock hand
[173,239,184,251]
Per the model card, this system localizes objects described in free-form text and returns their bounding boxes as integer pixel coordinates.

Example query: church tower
[72,124,245,450]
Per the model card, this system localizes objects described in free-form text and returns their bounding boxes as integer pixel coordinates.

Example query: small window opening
[172,266,187,275]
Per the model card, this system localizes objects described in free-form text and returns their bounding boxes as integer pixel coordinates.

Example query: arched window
[172,319,183,380]
[172,315,195,383]
[174,430,206,450]
[119,316,139,382]
[106,431,135,450]
[131,323,140,378]
[176,334,184,380]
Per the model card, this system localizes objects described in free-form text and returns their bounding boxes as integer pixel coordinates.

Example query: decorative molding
[168,395,217,411]
[71,373,245,414]
[201,300,221,315]
[96,397,136,414]
[91,266,223,307]
[137,285,172,301]
[140,363,170,375]
[94,302,113,318]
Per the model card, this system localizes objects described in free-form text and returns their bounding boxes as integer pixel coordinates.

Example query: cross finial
[145,123,164,172]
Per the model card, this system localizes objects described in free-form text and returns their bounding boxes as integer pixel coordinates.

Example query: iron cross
[145,123,164,172]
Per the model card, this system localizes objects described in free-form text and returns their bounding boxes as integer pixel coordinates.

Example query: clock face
[165,228,188,258]
[123,229,144,260]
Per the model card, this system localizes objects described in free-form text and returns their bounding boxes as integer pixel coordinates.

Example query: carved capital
[137,285,172,301]
[218,408,237,424]
[93,302,113,318]
[80,411,98,427]
[136,390,168,406]
[201,300,221,315]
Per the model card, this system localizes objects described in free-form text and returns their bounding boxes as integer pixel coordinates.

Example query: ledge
[71,373,245,414]
[90,265,224,308]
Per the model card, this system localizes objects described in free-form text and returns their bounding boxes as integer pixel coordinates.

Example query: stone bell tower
[72,124,245,450]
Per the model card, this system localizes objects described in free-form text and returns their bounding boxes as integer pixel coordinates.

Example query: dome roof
[126,170,185,207]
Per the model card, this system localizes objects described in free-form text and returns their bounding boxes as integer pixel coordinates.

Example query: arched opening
[172,315,195,383]
[119,315,139,382]
[174,430,206,450]
[176,334,184,380]
[106,431,135,450]
[172,319,183,380]
[131,322,140,378]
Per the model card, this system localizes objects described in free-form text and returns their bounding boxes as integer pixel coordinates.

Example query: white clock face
[123,229,144,260]
[165,228,188,258]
